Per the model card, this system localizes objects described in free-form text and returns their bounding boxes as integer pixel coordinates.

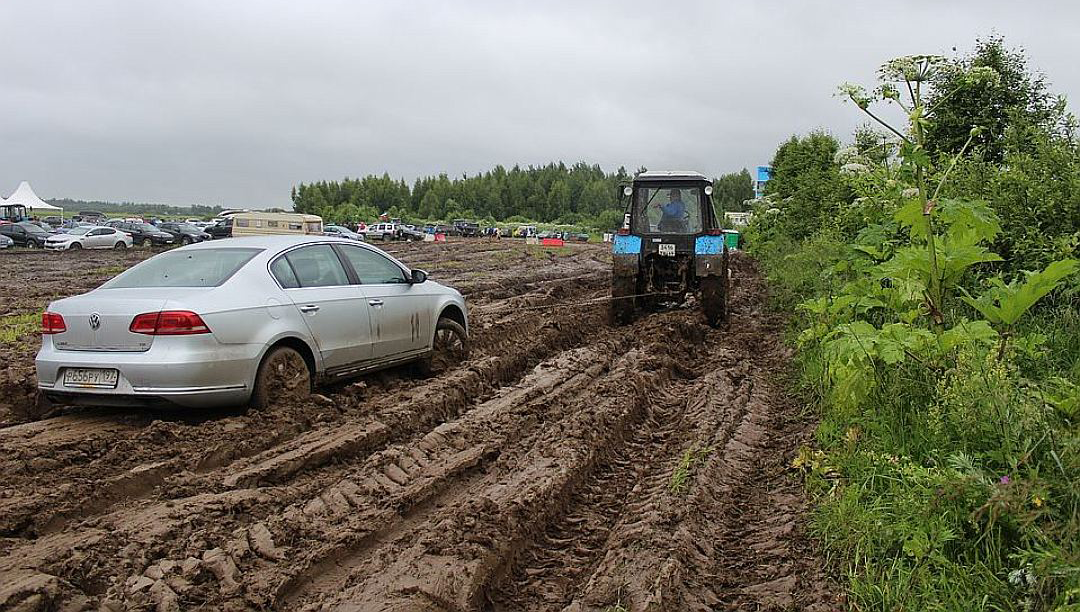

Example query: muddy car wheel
[701,274,728,328]
[418,318,469,376]
[250,346,312,411]
[114,242,126,250]
[69,242,82,250]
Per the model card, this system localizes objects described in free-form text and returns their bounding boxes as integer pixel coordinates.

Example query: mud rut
[0,241,837,611]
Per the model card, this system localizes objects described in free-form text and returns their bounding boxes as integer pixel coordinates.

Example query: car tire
[137,238,146,247]
[69,242,82,250]
[250,346,312,411]
[182,236,192,245]
[27,240,39,249]
[114,242,127,250]
[416,318,469,377]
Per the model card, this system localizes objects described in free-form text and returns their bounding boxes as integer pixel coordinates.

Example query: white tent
[4,181,62,218]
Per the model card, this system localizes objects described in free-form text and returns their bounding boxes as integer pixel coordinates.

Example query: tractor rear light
[42,312,66,334]
[130,311,211,335]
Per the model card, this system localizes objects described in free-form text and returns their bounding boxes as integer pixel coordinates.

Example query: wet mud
[0,240,839,611]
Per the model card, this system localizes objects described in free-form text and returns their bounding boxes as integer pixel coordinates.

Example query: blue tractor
[610,171,728,327]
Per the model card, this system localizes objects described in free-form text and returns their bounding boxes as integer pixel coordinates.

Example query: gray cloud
[2,0,1077,208]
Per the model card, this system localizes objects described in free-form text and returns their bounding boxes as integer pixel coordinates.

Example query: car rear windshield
[103,248,262,288]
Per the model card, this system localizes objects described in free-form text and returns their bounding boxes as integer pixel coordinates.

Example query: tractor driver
[653,188,688,232]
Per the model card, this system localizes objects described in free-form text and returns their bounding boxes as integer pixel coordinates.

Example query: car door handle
[368,299,384,307]
[299,304,320,313]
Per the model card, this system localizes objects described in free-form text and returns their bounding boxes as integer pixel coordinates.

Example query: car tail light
[42,312,66,334]
[130,311,211,335]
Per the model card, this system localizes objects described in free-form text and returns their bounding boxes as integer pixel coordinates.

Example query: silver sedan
[36,235,468,409]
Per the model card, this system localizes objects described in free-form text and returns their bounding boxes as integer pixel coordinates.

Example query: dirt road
[0,240,837,611]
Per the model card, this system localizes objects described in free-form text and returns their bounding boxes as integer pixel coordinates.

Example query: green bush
[754,48,1080,611]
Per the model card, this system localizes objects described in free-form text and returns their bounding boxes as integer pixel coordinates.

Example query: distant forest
[292,162,755,228]
[46,198,224,218]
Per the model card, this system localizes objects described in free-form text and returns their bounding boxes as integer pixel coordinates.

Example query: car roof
[182,234,370,251]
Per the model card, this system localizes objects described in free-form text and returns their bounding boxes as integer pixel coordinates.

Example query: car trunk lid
[49,290,178,352]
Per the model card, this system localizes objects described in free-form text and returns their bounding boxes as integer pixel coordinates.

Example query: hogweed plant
[791,54,1080,610]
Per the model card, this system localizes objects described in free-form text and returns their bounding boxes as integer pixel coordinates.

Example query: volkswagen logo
[88,313,101,330]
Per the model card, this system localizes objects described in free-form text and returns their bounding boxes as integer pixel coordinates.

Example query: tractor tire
[610,274,636,326]
[701,273,728,328]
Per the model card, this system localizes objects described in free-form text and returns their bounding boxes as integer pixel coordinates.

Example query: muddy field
[0,240,838,611]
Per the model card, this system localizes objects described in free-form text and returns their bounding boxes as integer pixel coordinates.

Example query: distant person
[654,188,688,232]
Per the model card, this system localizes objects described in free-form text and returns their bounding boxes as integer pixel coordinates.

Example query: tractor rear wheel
[610,274,636,325]
[701,272,727,328]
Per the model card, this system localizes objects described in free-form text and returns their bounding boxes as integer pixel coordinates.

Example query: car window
[103,248,262,288]
[269,256,300,289]
[89,228,107,236]
[284,245,350,287]
[336,245,406,284]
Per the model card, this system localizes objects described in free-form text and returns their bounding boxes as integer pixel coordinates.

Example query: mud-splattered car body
[36,235,467,409]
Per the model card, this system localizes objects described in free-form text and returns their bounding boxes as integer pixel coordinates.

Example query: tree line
[291,163,755,229]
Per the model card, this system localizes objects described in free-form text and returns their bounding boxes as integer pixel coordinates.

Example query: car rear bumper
[36,338,261,408]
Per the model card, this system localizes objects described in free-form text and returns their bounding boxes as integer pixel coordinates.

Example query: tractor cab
[611,171,728,327]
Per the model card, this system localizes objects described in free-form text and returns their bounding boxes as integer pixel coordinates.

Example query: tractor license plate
[658,243,675,256]
[63,368,118,389]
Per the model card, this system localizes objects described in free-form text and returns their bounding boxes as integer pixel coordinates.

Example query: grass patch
[93,265,127,277]
[669,445,712,494]
[0,312,40,345]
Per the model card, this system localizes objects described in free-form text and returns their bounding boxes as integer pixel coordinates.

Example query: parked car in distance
[397,226,425,241]
[45,226,133,250]
[206,218,232,239]
[0,221,51,248]
[77,211,107,223]
[0,234,12,249]
[36,235,469,409]
[452,219,480,237]
[324,224,365,241]
[367,222,398,241]
[107,221,176,247]
[55,220,93,234]
[42,216,64,227]
[158,222,212,245]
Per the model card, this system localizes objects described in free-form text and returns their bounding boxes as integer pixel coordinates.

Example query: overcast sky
[2,1,1077,209]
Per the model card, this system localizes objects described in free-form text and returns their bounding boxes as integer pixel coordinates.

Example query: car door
[334,244,430,359]
[271,244,373,370]
[84,228,105,247]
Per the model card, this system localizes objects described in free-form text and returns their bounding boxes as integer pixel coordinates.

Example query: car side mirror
[410,269,428,284]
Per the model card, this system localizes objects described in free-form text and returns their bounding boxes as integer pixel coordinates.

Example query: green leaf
[961,260,1079,327]
[940,319,999,351]
[997,260,1078,325]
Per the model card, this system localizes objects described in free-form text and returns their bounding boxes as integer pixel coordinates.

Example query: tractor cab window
[635,186,704,234]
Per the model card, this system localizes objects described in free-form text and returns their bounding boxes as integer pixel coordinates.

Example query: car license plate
[63,368,119,389]
[658,243,675,256]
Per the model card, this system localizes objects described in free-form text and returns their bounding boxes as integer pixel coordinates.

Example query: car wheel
[182,236,192,245]
[69,242,82,250]
[114,242,127,250]
[137,238,146,247]
[417,318,469,376]
[27,240,39,249]
[250,346,312,411]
